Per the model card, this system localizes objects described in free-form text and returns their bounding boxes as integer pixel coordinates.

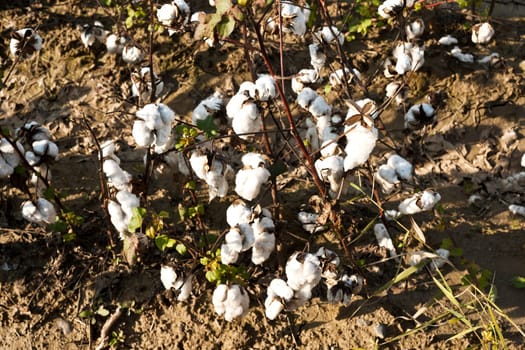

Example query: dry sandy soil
[1,0,525,349]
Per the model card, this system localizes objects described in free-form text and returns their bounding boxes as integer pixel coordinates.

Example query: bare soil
[1,1,525,349]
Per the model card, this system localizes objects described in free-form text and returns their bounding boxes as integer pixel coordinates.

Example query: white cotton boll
[255,75,277,101]
[309,96,332,118]
[472,22,494,44]
[100,140,117,160]
[251,231,275,265]
[404,103,436,129]
[132,120,154,147]
[131,67,164,101]
[32,140,58,159]
[477,52,500,64]
[106,34,126,54]
[22,198,56,224]
[189,150,209,180]
[10,28,42,58]
[157,3,177,26]
[387,154,413,181]
[438,35,458,46]
[292,68,319,94]
[232,114,262,140]
[395,51,412,75]
[176,274,193,301]
[309,43,326,71]
[509,204,525,217]
[226,200,252,227]
[235,167,271,201]
[122,45,144,65]
[521,154,525,168]
[25,151,41,166]
[205,161,232,201]
[225,228,244,253]
[315,155,344,195]
[406,19,424,41]
[286,252,321,292]
[398,190,441,215]
[343,124,378,171]
[281,3,306,36]
[431,248,450,270]
[221,243,240,265]
[297,87,318,110]
[374,223,397,257]
[108,201,128,236]
[265,297,285,320]
[346,98,378,122]
[226,92,249,119]
[102,159,122,178]
[269,279,295,301]
[378,0,406,18]
[297,211,318,225]
[212,284,228,316]
[160,265,178,290]
[192,91,223,124]
[385,81,406,105]
[222,284,250,322]
[375,164,398,194]
[238,81,257,98]
[450,46,474,63]
[314,26,344,46]
[410,45,425,71]
[241,152,266,169]
[116,190,140,220]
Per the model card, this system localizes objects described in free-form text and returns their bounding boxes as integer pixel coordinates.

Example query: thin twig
[94,306,123,350]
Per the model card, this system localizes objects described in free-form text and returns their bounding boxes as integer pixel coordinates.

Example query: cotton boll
[509,204,525,217]
[251,230,275,265]
[385,81,407,105]
[25,151,41,166]
[343,124,378,171]
[160,265,178,290]
[212,284,229,316]
[410,44,425,71]
[116,190,140,220]
[314,26,344,46]
[395,51,412,75]
[315,155,344,195]
[131,67,164,101]
[106,34,126,54]
[281,3,306,36]
[297,88,318,110]
[189,149,209,180]
[269,278,295,301]
[404,103,436,130]
[477,52,500,65]
[316,247,340,280]
[192,91,223,124]
[32,140,59,159]
[80,21,108,48]
[398,190,441,215]
[0,139,22,177]
[132,120,154,147]
[226,200,252,227]
[309,43,326,71]
[472,22,494,44]
[346,98,378,122]
[297,211,324,233]
[292,68,319,94]
[157,3,178,26]
[214,284,250,322]
[374,223,397,258]
[406,19,424,41]
[10,28,43,58]
[431,248,450,270]
[375,164,398,194]
[235,167,270,201]
[122,45,144,65]
[309,96,332,118]
[438,35,458,46]
[265,297,285,320]
[21,198,56,224]
[378,0,406,18]
[221,242,240,265]
[107,200,128,236]
[255,75,277,101]
[387,154,413,181]
[286,252,322,292]
[450,46,474,63]
[241,152,266,169]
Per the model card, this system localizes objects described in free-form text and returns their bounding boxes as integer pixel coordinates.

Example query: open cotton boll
[438,35,458,46]
[375,164,398,194]
[221,242,240,265]
[212,284,228,316]
[213,284,250,322]
[281,3,306,36]
[314,26,344,46]
[205,160,233,201]
[431,249,450,270]
[106,34,126,54]
[395,51,412,75]
[269,278,295,301]
[316,247,340,280]
[241,152,266,169]
[32,140,59,159]
[346,98,378,122]
[131,67,164,101]
[472,22,494,44]
[25,151,42,166]
[387,154,413,181]
[0,139,22,177]
[132,120,154,147]
[157,3,178,27]
[398,190,441,215]
[103,159,132,190]
[292,68,319,94]
[255,75,277,101]
[285,252,322,292]
[160,265,178,290]
[189,149,209,180]
[409,250,449,270]
[315,155,345,195]
[409,44,425,71]
[226,199,252,227]
[21,198,57,224]
[404,103,436,130]
[235,167,271,201]
[343,124,378,171]
[406,19,424,41]
[251,230,275,265]
[80,21,109,48]
[374,223,397,258]
[122,44,144,65]
[108,200,129,236]
[450,46,474,63]
[309,44,326,72]
[192,91,223,124]
[385,81,407,105]
[297,88,318,110]
[477,52,500,65]
[509,204,525,217]
[116,191,140,221]
[309,96,332,118]
[10,28,43,58]
[297,211,324,233]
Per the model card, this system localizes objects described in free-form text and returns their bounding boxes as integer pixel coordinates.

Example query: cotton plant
[343,99,379,172]
[80,21,109,48]
[10,28,43,59]
[131,67,164,102]
[21,197,57,224]
[404,103,436,130]
[212,284,250,322]
[472,22,494,44]
[235,152,271,201]
[189,148,233,202]
[160,265,194,301]
[133,103,175,153]
[191,91,224,125]
[156,0,190,35]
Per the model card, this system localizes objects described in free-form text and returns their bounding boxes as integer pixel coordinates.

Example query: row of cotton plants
[2,0,518,331]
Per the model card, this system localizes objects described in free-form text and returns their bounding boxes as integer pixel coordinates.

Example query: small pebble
[55,317,73,335]
[374,323,387,339]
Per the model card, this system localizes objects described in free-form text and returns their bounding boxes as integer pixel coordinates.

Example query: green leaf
[206,269,221,283]
[50,220,68,233]
[196,115,218,138]
[158,210,169,219]
[125,16,134,29]
[79,310,92,318]
[511,276,525,289]
[176,243,188,256]
[217,15,236,39]
[97,306,110,317]
[100,0,113,5]
[128,207,146,233]
[155,234,177,252]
